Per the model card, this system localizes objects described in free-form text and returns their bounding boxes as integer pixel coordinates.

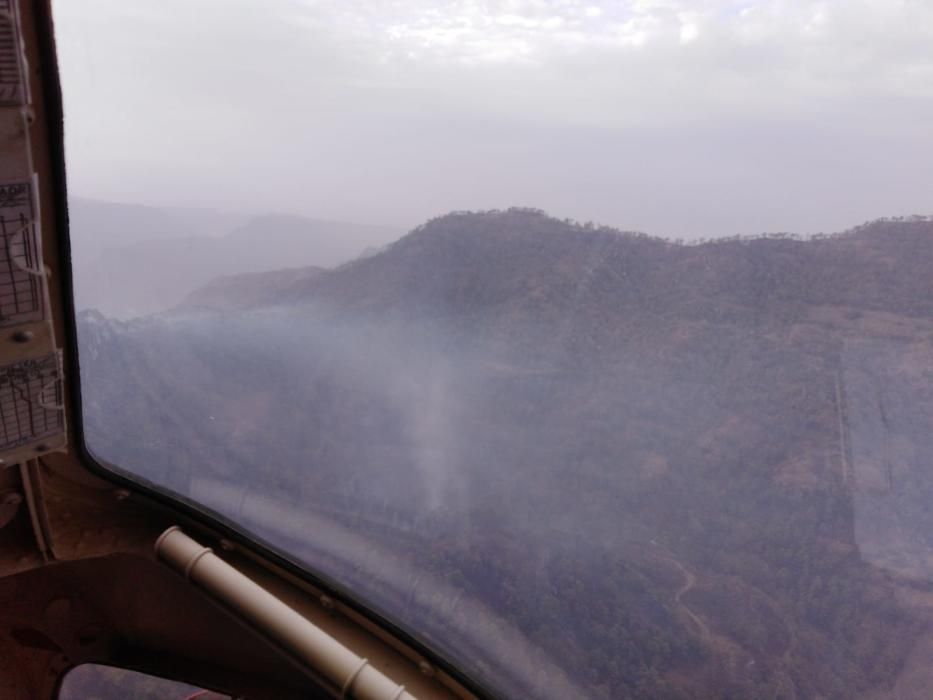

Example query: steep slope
[77,211,933,700]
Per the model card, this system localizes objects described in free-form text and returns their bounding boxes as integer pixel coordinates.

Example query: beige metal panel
[0,0,65,470]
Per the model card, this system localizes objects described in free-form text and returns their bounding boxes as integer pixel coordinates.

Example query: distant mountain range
[69,198,402,318]
[78,210,933,699]
[179,266,326,312]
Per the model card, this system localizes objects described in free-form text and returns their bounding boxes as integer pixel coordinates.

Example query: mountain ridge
[173,209,933,329]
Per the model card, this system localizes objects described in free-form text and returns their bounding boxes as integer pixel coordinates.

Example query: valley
[76,210,933,699]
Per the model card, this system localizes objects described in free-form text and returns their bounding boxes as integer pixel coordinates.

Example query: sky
[52,0,933,239]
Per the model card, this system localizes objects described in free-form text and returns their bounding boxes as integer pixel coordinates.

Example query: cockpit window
[55,1,933,698]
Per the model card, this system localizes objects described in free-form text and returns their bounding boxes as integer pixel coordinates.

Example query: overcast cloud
[53,0,933,239]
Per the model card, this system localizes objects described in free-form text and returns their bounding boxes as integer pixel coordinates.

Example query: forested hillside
[78,210,933,699]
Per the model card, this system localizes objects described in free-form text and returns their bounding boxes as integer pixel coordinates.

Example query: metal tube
[155,526,416,700]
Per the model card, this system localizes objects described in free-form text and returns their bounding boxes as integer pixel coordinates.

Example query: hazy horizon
[70,194,933,243]
[54,0,933,240]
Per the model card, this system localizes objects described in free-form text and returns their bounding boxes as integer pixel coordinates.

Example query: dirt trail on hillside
[650,543,710,639]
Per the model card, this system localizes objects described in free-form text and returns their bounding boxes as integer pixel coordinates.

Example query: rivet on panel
[113,489,130,501]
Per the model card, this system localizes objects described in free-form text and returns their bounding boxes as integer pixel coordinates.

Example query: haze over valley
[76,208,933,699]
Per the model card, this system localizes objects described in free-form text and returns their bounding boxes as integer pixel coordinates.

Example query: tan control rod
[155,526,415,700]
